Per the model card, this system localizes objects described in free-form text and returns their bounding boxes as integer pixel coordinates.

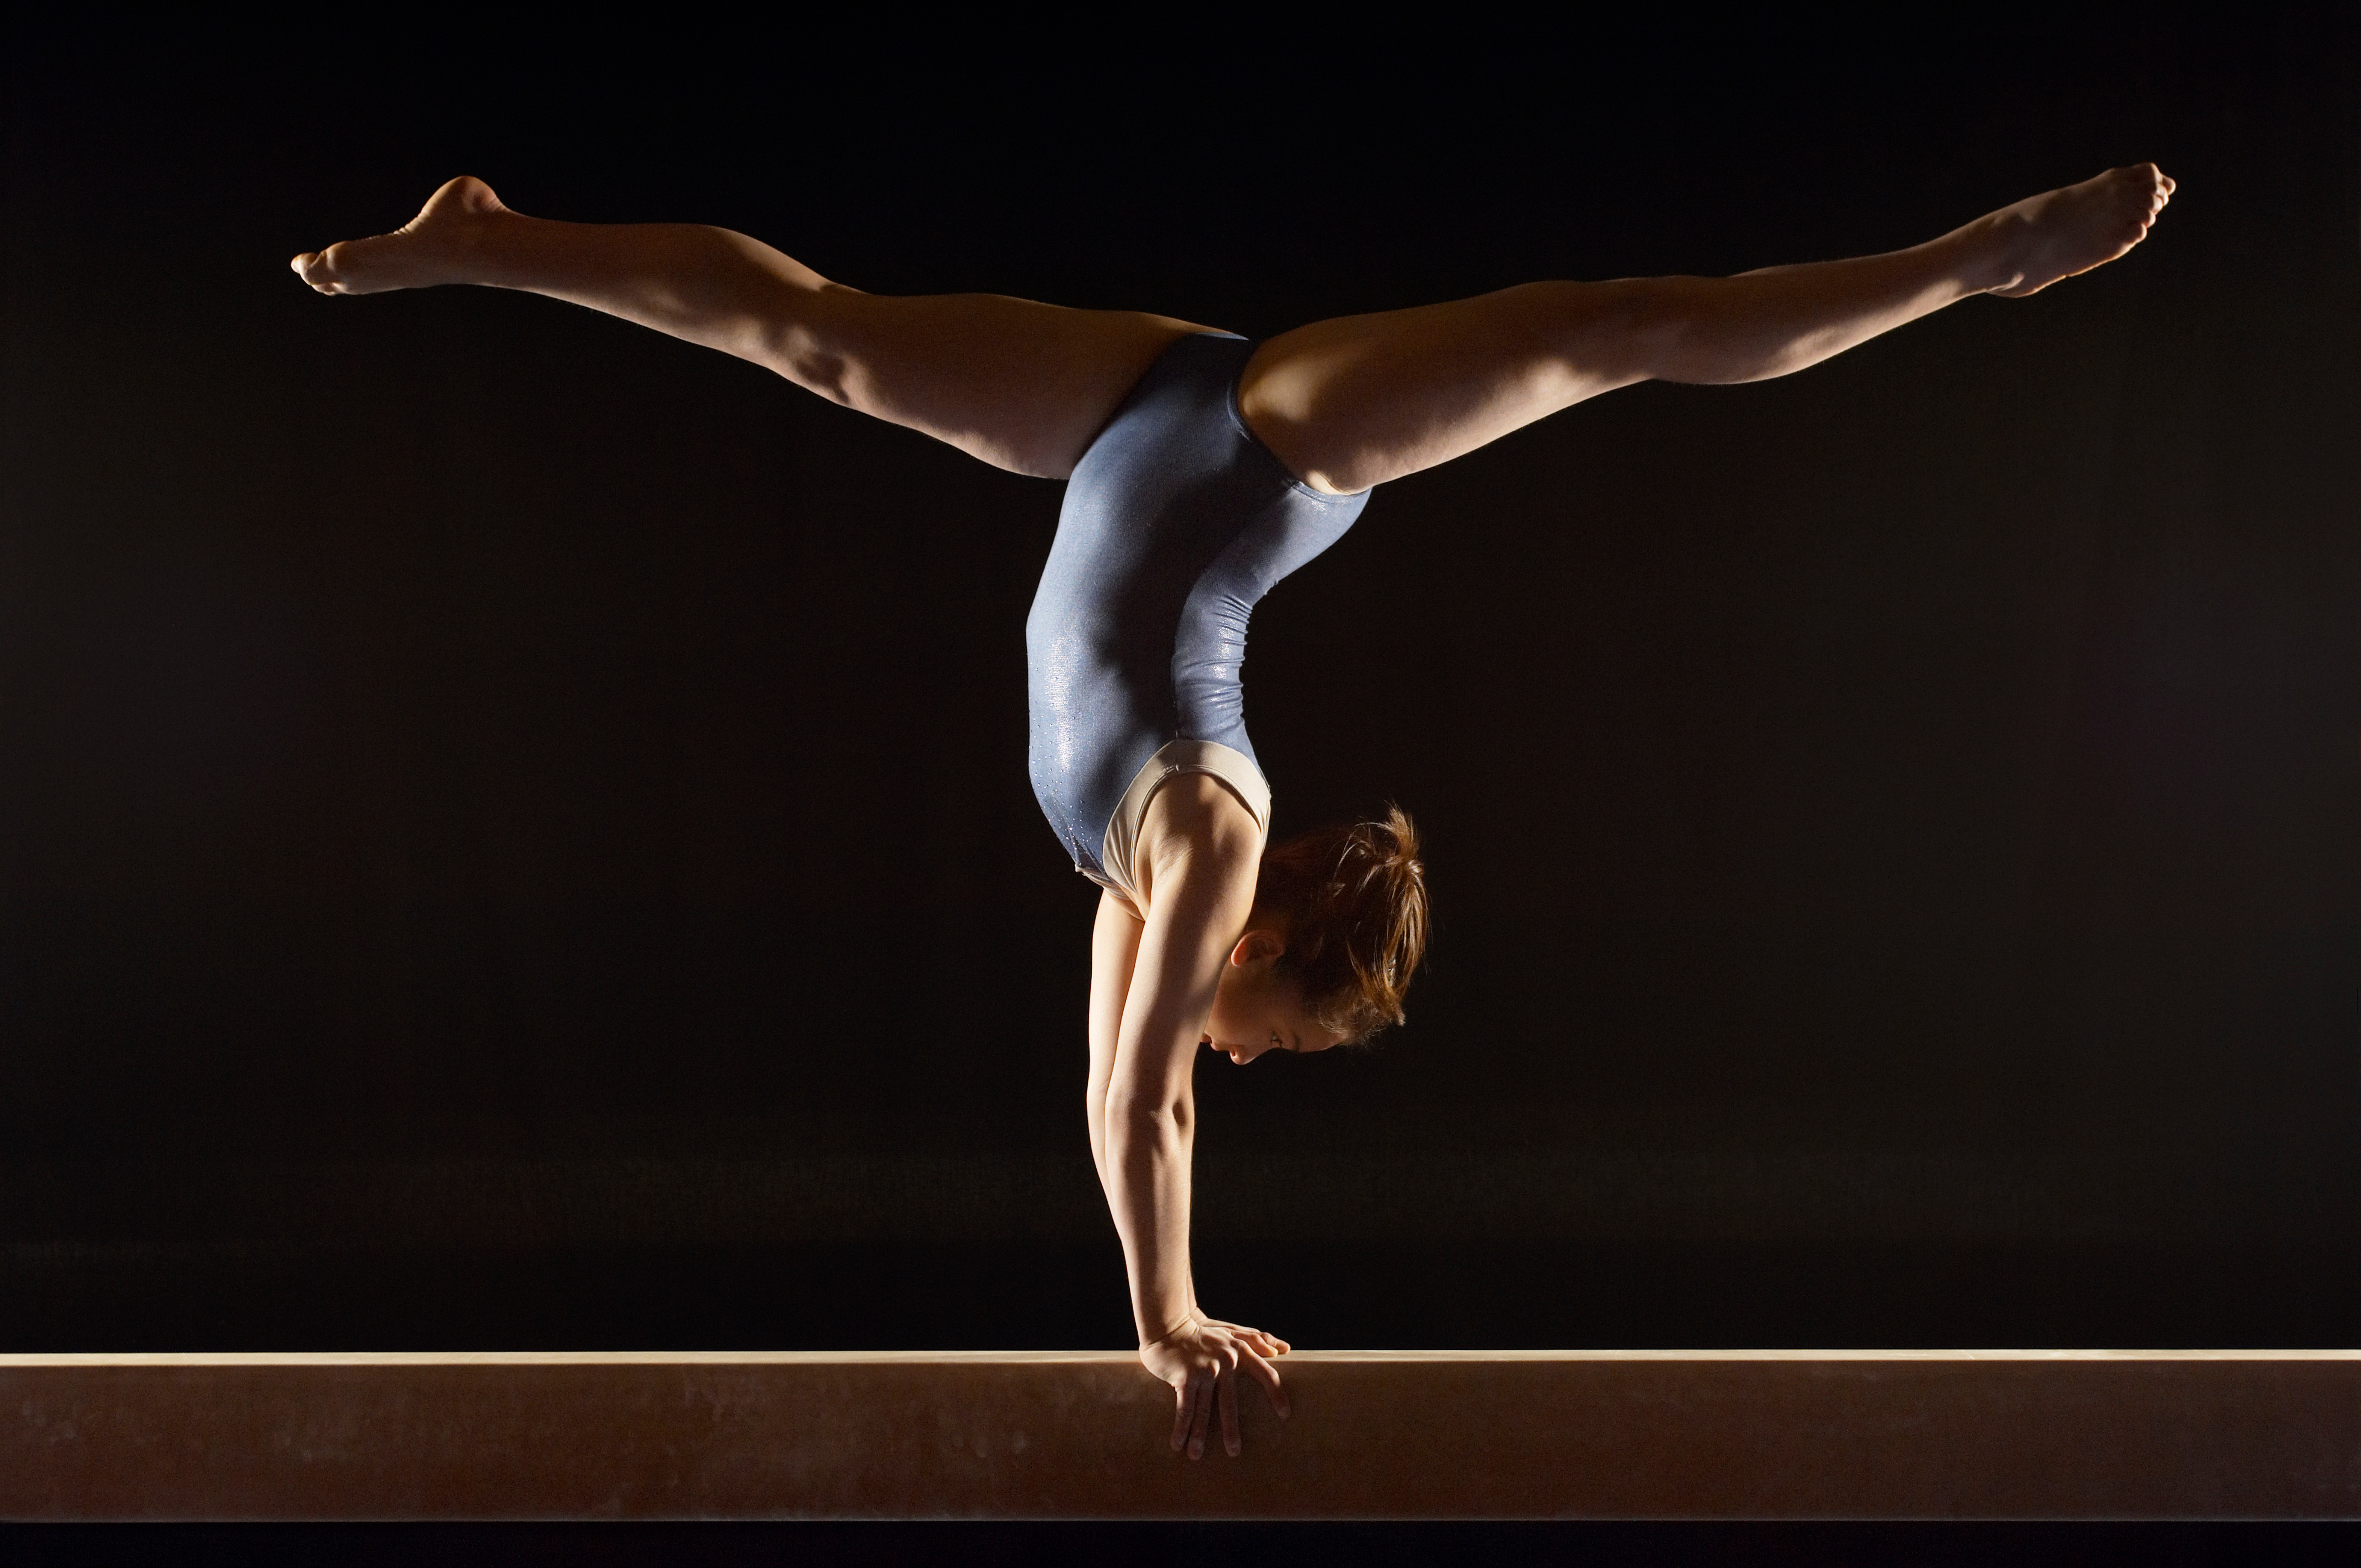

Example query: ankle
[1947,212,2028,296]
[422,203,524,290]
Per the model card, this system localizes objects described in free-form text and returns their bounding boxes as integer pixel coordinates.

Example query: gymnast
[292,162,2173,1458]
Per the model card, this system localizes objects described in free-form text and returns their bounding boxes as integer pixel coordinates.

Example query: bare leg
[1239,164,2176,494]
[291,178,1213,479]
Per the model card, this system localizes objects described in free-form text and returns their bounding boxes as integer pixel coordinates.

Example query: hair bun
[1257,803,1431,1043]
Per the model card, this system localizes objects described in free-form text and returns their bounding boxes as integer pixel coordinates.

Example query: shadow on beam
[5,1351,2357,1520]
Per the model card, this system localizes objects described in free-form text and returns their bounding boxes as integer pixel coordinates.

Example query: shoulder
[1133,773,1264,916]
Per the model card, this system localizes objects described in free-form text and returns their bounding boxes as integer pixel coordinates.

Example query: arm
[1084,889,1142,1209]
[1103,789,1247,1352]
[1089,889,1244,1333]
[1097,778,1288,1456]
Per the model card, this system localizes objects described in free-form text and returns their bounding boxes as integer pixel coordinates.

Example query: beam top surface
[2,1347,2354,1367]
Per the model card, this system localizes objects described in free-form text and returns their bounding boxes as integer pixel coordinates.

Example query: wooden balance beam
[5,1350,2356,1520]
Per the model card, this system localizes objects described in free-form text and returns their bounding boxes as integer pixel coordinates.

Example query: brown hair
[1254,804,1430,1044]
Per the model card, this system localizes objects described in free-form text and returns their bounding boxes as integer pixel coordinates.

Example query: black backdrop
[3,11,2356,1354]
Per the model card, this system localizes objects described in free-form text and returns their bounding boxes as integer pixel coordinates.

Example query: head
[1203,805,1430,1064]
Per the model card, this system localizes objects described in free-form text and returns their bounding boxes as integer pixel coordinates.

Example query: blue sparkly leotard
[1025,332,1371,901]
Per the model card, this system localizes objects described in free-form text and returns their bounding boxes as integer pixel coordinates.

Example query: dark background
[2,9,2356,1358]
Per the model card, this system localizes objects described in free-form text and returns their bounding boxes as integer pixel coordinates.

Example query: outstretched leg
[1238,165,2175,494]
[292,178,1212,479]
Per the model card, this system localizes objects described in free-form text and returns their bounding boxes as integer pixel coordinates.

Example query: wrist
[1140,1314,1200,1352]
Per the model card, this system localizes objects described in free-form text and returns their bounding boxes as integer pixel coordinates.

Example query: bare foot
[290,176,507,295]
[1977,164,2175,298]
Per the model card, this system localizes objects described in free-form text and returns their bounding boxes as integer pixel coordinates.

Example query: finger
[1243,1350,1291,1420]
[1170,1377,1192,1455]
[1220,1322,1285,1357]
[1217,1363,1243,1457]
[1188,1370,1213,1460]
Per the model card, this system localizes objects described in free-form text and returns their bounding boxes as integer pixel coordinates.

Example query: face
[1200,929,1351,1065]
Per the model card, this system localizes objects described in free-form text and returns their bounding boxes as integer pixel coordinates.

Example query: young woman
[292,161,2173,1458]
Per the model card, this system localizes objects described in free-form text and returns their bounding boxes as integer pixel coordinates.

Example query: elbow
[1104,1096,1190,1151]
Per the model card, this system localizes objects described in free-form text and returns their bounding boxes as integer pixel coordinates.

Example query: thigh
[1235,280,1659,494]
[802,291,1220,480]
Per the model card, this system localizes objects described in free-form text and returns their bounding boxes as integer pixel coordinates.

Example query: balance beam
[5,1351,2356,1520]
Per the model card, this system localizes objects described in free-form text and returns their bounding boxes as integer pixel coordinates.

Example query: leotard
[1025,332,1371,902]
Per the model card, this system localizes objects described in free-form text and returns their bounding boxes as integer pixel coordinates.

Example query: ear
[1227,928,1286,968]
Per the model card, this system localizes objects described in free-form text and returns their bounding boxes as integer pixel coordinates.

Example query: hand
[1195,1316,1290,1359]
[1140,1317,1291,1459]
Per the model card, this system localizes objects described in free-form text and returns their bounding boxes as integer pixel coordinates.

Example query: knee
[781,345,856,407]
[750,283,872,405]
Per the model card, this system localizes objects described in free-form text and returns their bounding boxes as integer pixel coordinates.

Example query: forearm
[1105,1107,1199,1347]
[1087,1100,1110,1200]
